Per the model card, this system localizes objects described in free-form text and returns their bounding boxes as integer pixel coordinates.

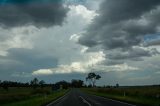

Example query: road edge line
[46,90,70,106]
[91,94,136,106]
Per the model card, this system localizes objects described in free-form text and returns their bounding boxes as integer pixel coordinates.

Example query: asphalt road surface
[47,89,136,106]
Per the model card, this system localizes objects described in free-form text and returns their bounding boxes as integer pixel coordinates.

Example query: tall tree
[39,80,45,88]
[86,72,101,87]
[30,78,39,89]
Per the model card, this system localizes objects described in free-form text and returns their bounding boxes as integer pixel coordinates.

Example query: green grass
[0,87,33,104]
[1,90,68,106]
[0,87,69,106]
[81,87,160,106]
[0,87,32,94]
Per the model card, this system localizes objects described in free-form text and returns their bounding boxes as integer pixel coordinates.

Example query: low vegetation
[82,86,160,106]
[0,78,83,106]
[0,87,68,106]
[1,73,159,106]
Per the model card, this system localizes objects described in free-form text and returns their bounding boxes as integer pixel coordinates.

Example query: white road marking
[79,96,92,106]
[87,98,101,105]
[91,94,136,106]
[46,91,70,106]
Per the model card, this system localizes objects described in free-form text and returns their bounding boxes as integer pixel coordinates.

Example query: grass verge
[1,89,69,106]
[81,88,160,106]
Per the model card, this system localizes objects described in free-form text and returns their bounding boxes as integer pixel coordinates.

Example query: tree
[30,78,39,89]
[2,81,9,91]
[39,80,45,88]
[96,75,101,80]
[52,80,70,90]
[86,72,101,87]
[116,83,119,88]
[71,79,83,88]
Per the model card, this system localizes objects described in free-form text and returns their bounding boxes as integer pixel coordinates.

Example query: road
[47,89,136,106]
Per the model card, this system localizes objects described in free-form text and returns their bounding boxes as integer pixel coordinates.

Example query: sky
[0,0,160,86]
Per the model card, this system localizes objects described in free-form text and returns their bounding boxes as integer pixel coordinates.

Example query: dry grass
[82,86,160,106]
[0,87,52,104]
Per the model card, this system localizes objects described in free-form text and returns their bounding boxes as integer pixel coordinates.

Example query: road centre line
[79,96,92,106]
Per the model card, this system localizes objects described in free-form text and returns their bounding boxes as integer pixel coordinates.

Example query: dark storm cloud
[102,59,125,66]
[106,47,159,61]
[98,0,160,23]
[0,48,58,74]
[79,0,160,48]
[78,0,160,63]
[0,0,68,28]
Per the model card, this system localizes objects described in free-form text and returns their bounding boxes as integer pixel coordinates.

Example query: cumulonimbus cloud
[0,0,69,28]
[78,0,160,64]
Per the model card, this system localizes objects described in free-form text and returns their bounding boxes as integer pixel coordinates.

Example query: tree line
[0,78,49,90]
[0,72,102,91]
[0,78,85,91]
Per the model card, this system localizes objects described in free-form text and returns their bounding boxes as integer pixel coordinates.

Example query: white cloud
[0,26,36,56]
[110,63,139,71]
[155,71,160,74]
[0,50,8,56]
[69,34,80,42]
[32,69,53,76]
[94,63,139,72]
[69,5,98,23]
[32,52,139,76]
[80,46,88,53]
[32,51,106,75]
[0,4,98,57]
[128,76,151,81]
[11,72,31,78]
[0,2,159,85]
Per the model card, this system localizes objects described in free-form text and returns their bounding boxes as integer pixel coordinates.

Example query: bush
[31,88,51,95]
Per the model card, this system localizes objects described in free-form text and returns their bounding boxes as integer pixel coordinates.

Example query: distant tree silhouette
[54,80,70,89]
[96,75,101,80]
[2,81,9,91]
[71,79,83,88]
[0,79,52,89]
[116,83,119,88]
[39,80,45,89]
[86,72,101,87]
[30,78,39,89]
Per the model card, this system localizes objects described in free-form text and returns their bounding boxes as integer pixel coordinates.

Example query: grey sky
[0,0,160,86]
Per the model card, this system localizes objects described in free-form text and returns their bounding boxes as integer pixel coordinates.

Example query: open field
[0,87,68,106]
[81,86,160,106]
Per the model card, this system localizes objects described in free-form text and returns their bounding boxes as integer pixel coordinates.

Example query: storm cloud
[0,0,68,28]
[78,0,160,65]
[0,48,58,74]
[0,0,160,85]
